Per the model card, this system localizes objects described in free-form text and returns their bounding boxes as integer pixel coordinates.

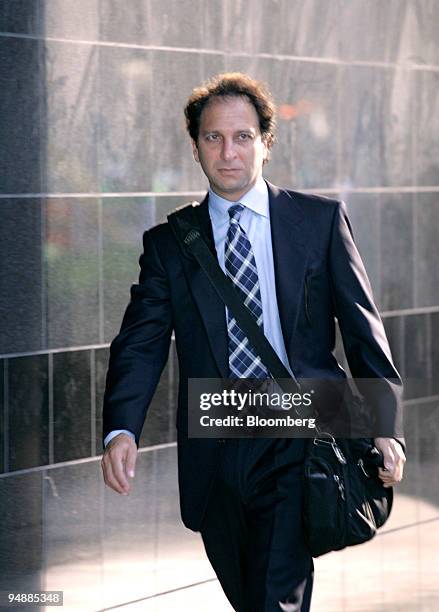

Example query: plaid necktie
[225,204,269,378]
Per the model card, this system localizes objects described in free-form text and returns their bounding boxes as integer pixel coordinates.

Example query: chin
[214,181,242,194]
[217,177,247,190]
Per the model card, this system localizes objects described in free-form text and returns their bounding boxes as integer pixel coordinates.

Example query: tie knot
[228,204,244,222]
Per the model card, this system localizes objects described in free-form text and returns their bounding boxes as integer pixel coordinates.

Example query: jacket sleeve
[328,201,404,443]
[102,228,173,447]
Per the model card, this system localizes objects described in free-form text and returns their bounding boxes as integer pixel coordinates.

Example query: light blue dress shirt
[104,176,293,447]
[208,175,293,375]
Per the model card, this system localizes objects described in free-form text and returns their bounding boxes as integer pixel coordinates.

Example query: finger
[125,444,137,479]
[382,447,396,472]
[109,449,131,493]
[102,456,129,495]
[378,466,403,488]
[386,455,405,482]
[381,477,396,488]
[104,446,131,493]
[393,457,405,482]
[378,467,393,477]
[378,467,395,483]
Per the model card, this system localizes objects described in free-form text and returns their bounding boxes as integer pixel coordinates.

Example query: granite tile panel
[0,199,44,354]
[45,197,100,348]
[8,355,49,471]
[225,0,339,58]
[403,314,430,400]
[98,45,153,193]
[400,399,439,515]
[430,313,439,396]
[43,461,103,609]
[409,0,439,66]
[0,360,4,474]
[414,193,439,308]
[414,70,439,186]
[339,65,413,188]
[42,40,99,193]
[99,0,223,49]
[98,0,150,46]
[383,316,404,378]
[95,346,110,453]
[379,194,414,311]
[52,350,92,463]
[319,523,432,610]
[344,193,381,306]
[395,400,420,526]
[102,197,155,342]
[0,472,44,593]
[0,1,40,35]
[1,0,100,40]
[0,37,44,194]
[42,0,100,41]
[416,519,439,610]
[148,0,223,50]
[338,0,411,63]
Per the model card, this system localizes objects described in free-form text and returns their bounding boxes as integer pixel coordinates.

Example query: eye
[237,132,253,141]
[205,133,220,142]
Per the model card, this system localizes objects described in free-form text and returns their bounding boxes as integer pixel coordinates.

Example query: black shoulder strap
[167,204,300,392]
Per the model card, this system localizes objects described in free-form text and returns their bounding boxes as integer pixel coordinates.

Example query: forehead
[199,95,260,132]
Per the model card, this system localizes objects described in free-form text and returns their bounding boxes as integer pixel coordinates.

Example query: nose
[221,137,237,161]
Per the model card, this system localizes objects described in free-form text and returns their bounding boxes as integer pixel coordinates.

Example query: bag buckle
[331,442,347,464]
[358,457,371,477]
[313,430,347,464]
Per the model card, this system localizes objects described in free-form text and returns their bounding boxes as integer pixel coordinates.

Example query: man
[102,73,406,611]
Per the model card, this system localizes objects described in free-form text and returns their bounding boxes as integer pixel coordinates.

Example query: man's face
[192,96,269,202]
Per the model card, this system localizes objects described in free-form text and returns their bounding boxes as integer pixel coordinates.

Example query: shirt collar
[208,175,269,227]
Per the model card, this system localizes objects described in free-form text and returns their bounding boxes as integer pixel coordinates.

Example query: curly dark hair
[184,72,276,151]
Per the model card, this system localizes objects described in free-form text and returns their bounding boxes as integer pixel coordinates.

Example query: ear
[261,137,270,164]
[191,139,200,163]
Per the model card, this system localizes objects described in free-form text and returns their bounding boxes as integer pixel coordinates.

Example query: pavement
[45,492,439,611]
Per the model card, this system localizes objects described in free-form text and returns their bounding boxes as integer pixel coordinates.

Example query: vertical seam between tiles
[91,349,97,456]
[98,196,105,344]
[3,359,9,473]
[48,352,54,465]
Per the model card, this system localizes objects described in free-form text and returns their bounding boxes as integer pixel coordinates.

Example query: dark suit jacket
[103,181,403,531]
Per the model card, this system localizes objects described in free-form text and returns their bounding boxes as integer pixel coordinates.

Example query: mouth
[218,168,241,174]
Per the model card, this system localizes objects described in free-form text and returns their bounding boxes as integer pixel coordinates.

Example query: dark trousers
[200,438,314,612]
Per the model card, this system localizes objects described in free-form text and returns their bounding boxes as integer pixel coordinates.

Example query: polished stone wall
[0,1,438,610]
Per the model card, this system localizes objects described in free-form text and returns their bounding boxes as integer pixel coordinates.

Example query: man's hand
[374,437,406,488]
[101,433,138,495]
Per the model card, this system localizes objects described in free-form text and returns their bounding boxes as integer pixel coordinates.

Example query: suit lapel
[178,194,229,378]
[267,181,310,356]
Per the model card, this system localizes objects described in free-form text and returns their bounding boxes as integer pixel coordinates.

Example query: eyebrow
[201,128,257,134]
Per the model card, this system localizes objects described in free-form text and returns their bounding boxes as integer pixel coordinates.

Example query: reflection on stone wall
[0,0,438,609]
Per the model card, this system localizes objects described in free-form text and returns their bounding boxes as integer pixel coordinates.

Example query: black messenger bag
[168,202,394,558]
[303,434,393,557]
